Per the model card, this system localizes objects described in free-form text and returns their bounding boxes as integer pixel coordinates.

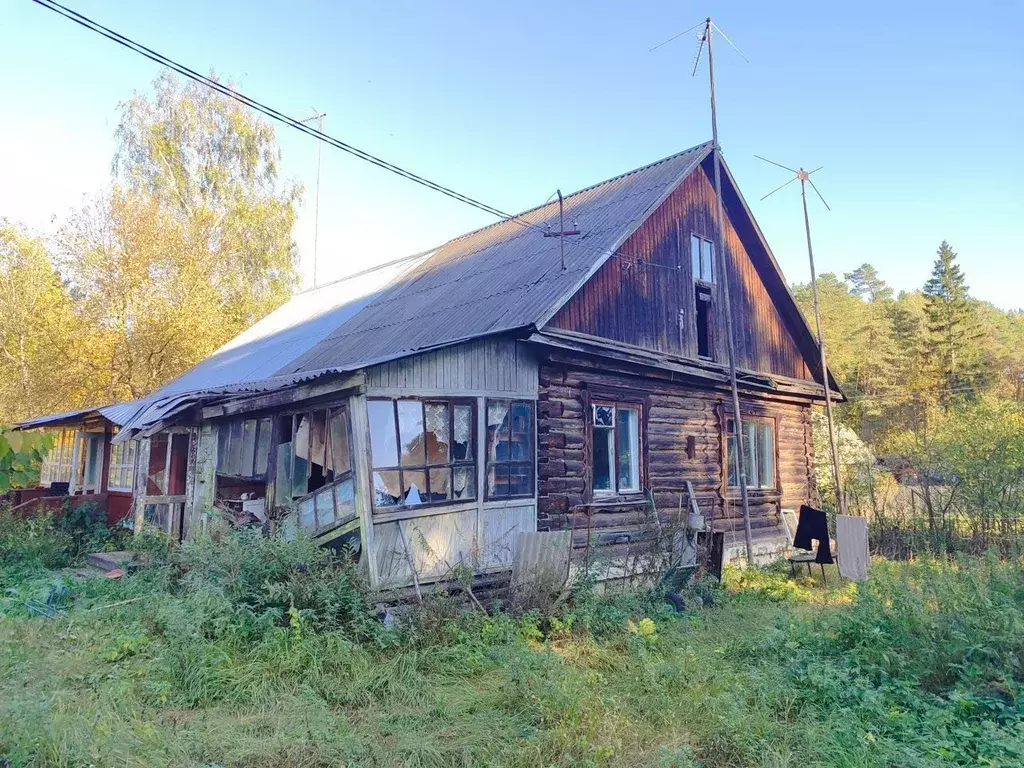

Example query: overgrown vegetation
[2,511,1021,767]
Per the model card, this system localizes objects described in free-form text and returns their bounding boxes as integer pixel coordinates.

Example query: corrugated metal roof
[110,142,715,434]
[134,142,710,406]
[15,397,151,430]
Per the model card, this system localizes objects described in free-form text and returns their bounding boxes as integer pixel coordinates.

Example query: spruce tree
[922,241,983,404]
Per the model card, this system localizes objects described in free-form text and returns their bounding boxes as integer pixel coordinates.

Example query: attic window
[691,234,715,283]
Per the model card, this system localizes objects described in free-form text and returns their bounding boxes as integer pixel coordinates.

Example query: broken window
[592,403,641,494]
[367,398,476,511]
[695,284,713,359]
[274,404,356,536]
[727,417,776,489]
[217,417,272,479]
[485,399,535,499]
[107,435,137,491]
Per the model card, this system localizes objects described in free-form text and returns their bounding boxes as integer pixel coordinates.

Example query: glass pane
[298,496,316,531]
[147,437,168,495]
[216,424,230,473]
[743,420,758,488]
[593,404,614,427]
[294,416,310,461]
[424,403,450,464]
[453,405,473,461]
[510,402,533,461]
[691,234,702,280]
[453,467,476,501]
[509,464,533,496]
[328,409,351,476]
[292,452,309,498]
[616,408,639,491]
[759,421,775,488]
[255,419,271,476]
[403,470,426,505]
[428,467,451,503]
[593,428,613,491]
[275,442,292,506]
[315,487,335,528]
[367,401,398,468]
[334,479,355,520]
[374,470,402,508]
[228,420,244,476]
[398,401,425,467]
[487,401,510,462]
[487,464,509,498]
[702,239,715,283]
[727,434,738,486]
[240,420,257,477]
[310,411,328,474]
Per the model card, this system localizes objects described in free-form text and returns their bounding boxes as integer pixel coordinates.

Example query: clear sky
[2,0,1022,308]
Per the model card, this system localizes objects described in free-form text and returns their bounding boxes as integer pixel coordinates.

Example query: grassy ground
[1,518,1023,767]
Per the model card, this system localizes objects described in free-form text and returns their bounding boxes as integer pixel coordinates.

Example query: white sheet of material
[836,514,870,582]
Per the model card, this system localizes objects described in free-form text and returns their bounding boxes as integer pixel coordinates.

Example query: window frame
[107,436,137,492]
[485,398,536,501]
[690,233,716,284]
[216,416,272,481]
[725,415,778,491]
[590,400,644,496]
[367,397,478,514]
[40,429,76,486]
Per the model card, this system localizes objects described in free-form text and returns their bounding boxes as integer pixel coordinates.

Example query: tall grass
[1,509,1022,767]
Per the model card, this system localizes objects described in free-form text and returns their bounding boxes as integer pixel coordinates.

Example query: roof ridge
[437,140,714,248]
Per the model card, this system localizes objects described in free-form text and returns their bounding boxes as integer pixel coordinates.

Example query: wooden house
[21,142,838,587]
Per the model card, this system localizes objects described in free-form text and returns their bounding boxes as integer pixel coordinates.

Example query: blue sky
[2,0,1022,308]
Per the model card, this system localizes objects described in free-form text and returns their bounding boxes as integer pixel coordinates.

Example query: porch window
[216,417,272,479]
[727,417,776,489]
[485,399,535,499]
[274,406,355,533]
[107,437,137,491]
[40,430,75,486]
[592,403,641,494]
[367,398,476,511]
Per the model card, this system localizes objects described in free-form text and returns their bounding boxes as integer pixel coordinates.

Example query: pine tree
[922,241,983,404]
[845,263,894,303]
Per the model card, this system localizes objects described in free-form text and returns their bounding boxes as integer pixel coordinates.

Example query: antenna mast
[301,110,327,287]
[757,157,846,514]
[702,17,756,565]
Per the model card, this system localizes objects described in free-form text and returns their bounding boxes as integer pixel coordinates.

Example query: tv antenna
[542,189,580,271]
[300,109,326,287]
[656,16,756,564]
[756,156,846,515]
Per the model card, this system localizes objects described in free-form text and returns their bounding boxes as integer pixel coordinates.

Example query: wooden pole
[799,176,845,514]
[705,17,755,565]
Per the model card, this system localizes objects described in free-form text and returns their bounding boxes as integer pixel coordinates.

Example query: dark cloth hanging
[793,505,833,564]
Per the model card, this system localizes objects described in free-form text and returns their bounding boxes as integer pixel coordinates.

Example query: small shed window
[592,403,641,494]
[107,437,137,491]
[486,399,535,499]
[368,398,476,511]
[727,417,776,490]
[695,284,714,359]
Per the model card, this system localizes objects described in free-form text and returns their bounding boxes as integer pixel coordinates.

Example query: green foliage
[0,427,51,493]
[1,520,1022,767]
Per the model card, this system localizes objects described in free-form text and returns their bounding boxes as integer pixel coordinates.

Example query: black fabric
[793,504,833,564]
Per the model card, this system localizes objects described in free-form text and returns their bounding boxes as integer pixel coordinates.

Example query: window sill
[372,499,479,523]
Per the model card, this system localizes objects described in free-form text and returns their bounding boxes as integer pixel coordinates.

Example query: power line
[29,0,706,279]
[30,0,529,226]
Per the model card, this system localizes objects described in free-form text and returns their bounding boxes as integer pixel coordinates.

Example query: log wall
[537,362,816,543]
